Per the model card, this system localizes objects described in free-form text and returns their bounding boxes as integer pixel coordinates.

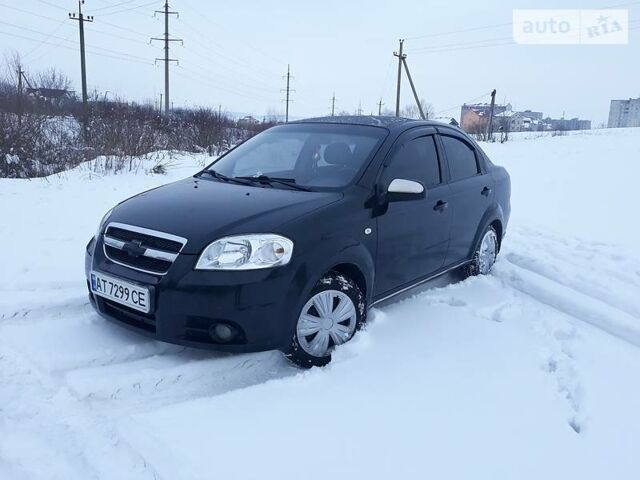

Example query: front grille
[107,226,183,253]
[103,223,187,275]
[104,244,172,273]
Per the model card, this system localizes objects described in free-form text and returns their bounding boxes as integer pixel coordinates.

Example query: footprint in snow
[428,296,466,307]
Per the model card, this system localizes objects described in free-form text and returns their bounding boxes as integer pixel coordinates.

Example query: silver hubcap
[478,230,498,274]
[296,290,357,357]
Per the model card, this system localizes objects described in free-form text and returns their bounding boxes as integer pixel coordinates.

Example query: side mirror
[386,178,426,202]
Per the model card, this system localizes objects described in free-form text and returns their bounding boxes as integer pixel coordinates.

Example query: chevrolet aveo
[86,116,511,367]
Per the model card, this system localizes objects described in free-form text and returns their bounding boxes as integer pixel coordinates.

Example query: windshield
[206,123,387,189]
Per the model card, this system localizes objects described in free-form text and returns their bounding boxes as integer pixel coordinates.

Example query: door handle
[433,200,448,212]
[481,186,492,196]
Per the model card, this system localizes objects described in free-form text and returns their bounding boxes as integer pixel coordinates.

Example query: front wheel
[465,225,499,276]
[286,272,366,368]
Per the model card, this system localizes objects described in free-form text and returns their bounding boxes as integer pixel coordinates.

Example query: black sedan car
[86,116,511,367]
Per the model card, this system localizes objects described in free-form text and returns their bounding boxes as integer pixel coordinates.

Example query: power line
[101,0,157,17]
[175,16,281,82]
[0,20,151,62]
[0,3,151,44]
[99,18,151,37]
[0,30,154,65]
[0,3,63,23]
[167,30,279,93]
[403,0,640,41]
[174,65,279,103]
[179,0,287,70]
[22,18,68,60]
[432,91,492,117]
[36,0,67,11]
[406,36,513,53]
[405,22,511,41]
[412,40,516,55]
[1,18,277,104]
[177,56,282,95]
[91,0,141,13]
[30,31,76,63]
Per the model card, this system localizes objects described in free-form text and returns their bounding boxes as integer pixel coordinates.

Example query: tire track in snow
[65,349,296,414]
[0,300,183,373]
[505,251,640,321]
[0,343,161,480]
[495,258,640,348]
[1,288,298,478]
[509,226,640,289]
[0,296,89,323]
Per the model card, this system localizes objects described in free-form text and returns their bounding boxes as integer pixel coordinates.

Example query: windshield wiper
[234,175,312,192]
[198,169,253,186]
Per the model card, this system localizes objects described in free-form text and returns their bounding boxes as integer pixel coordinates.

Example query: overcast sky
[3,0,639,124]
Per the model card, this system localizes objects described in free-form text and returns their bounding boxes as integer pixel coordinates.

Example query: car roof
[292,115,461,134]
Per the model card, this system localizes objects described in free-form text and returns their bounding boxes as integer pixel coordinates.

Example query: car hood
[109,177,342,254]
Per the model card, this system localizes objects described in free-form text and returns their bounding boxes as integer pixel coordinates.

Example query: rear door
[374,129,453,297]
[438,131,495,264]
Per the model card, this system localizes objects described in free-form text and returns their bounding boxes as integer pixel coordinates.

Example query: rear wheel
[286,273,365,368]
[466,225,499,276]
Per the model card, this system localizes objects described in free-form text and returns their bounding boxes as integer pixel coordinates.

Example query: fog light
[210,322,236,343]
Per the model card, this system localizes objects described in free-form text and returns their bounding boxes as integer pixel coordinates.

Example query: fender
[467,201,505,259]
[277,241,375,347]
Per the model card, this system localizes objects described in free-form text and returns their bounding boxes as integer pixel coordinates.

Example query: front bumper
[85,237,300,353]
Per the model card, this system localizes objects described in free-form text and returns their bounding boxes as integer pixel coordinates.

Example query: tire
[286,272,366,368]
[465,225,499,277]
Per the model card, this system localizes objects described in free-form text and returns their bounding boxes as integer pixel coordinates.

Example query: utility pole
[393,39,426,119]
[281,65,294,123]
[16,66,24,127]
[69,1,93,130]
[152,1,182,116]
[486,89,497,141]
[330,92,336,116]
[394,39,404,117]
[357,102,363,116]
[402,57,425,119]
[377,98,384,116]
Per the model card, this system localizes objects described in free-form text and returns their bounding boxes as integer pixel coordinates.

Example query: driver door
[374,130,453,297]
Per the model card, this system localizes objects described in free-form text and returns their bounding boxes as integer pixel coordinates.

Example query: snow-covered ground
[1,129,640,479]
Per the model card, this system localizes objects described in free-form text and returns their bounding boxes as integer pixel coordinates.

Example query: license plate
[90,271,151,313]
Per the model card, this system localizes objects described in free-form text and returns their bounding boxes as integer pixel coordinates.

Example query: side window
[384,135,441,187]
[441,135,480,181]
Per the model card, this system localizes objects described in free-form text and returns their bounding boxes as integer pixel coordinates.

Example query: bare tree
[35,68,73,91]
[0,57,271,178]
[400,98,434,120]
[420,99,434,120]
[264,107,281,123]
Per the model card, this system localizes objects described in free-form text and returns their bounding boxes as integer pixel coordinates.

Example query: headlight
[195,234,294,270]
[96,208,114,237]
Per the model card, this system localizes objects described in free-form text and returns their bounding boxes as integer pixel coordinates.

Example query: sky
[2,0,639,125]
